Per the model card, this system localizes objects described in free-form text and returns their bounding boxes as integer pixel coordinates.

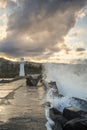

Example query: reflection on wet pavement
[0,80,46,130]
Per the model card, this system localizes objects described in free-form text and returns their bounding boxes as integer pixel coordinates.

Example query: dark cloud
[76,48,86,52]
[0,0,87,60]
[6,0,17,10]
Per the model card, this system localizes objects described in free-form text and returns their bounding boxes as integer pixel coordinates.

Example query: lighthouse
[19,58,25,77]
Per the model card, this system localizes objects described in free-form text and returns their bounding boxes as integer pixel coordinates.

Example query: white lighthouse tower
[19,58,25,77]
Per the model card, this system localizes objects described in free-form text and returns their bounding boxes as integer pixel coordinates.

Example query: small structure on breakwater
[19,58,25,77]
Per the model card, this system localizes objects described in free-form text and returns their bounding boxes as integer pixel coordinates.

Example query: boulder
[53,121,63,130]
[63,107,87,120]
[63,118,87,130]
[26,76,36,86]
[49,81,59,96]
[71,97,87,112]
[49,82,58,90]
[41,80,49,90]
[49,108,67,127]
[26,75,41,86]
[49,108,62,120]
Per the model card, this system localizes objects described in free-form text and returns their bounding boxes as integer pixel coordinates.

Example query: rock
[71,97,87,112]
[42,102,51,107]
[49,81,59,96]
[63,118,87,130]
[53,121,63,130]
[26,75,41,86]
[53,115,67,128]
[26,76,36,86]
[41,80,49,90]
[49,108,67,127]
[49,108,62,120]
[63,107,87,120]
[49,82,58,90]
[58,94,64,98]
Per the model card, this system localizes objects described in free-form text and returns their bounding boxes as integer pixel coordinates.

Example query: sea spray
[45,85,72,112]
[43,63,87,100]
[45,105,55,130]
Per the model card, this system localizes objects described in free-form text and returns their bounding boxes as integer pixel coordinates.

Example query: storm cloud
[0,0,87,60]
[76,47,86,52]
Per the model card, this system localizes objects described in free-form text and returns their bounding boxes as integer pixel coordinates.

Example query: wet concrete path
[0,79,46,130]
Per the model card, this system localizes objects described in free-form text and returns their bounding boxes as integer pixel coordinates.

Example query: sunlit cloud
[76,4,87,19]
[0,0,7,9]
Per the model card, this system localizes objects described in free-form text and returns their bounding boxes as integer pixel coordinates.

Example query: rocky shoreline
[41,80,87,130]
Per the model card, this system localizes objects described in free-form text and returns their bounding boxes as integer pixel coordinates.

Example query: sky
[0,0,87,63]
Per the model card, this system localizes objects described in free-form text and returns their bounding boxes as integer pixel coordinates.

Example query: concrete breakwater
[0,79,46,130]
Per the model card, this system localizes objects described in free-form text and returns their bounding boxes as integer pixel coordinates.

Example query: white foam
[45,106,55,130]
